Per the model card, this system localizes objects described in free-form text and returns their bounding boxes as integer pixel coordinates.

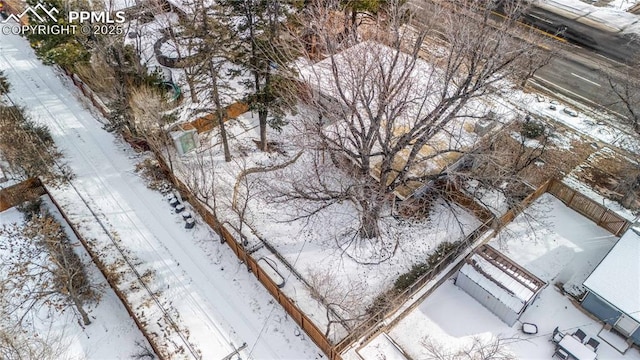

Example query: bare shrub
[0,211,100,326]
[422,335,516,360]
[74,54,119,100]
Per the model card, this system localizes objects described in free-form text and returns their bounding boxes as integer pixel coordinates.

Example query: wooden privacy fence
[487,178,629,237]
[63,57,628,357]
[183,102,249,134]
[60,69,342,358]
[219,223,341,359]
[547,180,630,236]
[154,159,343,360]
[445,184,495,223]
[333,178,560,353]
[61,69,112,118]
[333,217,495,354]
[0,178,46,211]
[496,179,552,229]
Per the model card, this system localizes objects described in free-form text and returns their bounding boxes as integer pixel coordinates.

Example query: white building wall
[456,272,519,326]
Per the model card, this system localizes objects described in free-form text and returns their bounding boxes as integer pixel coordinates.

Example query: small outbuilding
[456,244,546,326]
[582,227,640,346]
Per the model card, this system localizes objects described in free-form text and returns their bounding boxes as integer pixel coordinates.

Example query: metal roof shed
[456,244,546,326]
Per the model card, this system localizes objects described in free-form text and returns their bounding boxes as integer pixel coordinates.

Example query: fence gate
[598,210,630,236]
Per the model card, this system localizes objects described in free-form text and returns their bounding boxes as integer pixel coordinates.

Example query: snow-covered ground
[3,1,637,357]
[123,13,251,122]
[489,193,619,295]
[350,193,638,360]
[385,279,639,360]
[171,108,485,340]
[501,88,640,156]
[0,21,321,360]
[0,198,152,359]
[158,12,638,347]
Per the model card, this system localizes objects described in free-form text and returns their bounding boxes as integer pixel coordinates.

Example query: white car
[563,108,578,117]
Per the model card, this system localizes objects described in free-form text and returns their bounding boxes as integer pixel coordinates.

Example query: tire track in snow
[0,50,219,359]
[0,31,285,360]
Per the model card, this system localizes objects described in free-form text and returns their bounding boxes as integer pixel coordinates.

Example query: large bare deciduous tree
[283,0,551,242]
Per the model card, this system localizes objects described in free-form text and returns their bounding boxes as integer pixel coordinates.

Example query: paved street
[533,49,637,118]
[407,0,639,120]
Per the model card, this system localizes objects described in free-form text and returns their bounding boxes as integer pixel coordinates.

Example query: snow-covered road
[0,23,320,360]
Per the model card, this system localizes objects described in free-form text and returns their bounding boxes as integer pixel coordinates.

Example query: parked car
[563,108,579,117]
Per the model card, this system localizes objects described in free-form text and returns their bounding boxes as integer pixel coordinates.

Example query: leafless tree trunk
[603,60,640,208]
[209,63,232,162]
[0,208,98,327]
[182,147,220,218]
[170,0,237,161]
[284,0,551,241]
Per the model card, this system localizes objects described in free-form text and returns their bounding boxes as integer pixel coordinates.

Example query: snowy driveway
[0,24,320,360]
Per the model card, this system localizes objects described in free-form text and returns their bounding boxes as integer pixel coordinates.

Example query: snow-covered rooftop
[298,41,504,199]
[346,195,632,360]
[583,228,640,322]
[459,245,545,313]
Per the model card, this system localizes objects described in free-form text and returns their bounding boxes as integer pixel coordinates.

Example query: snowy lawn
[126,11,640,345]
[490,193,619,295]
[175,110,484,340]
[346,192,636,359]
[0,198,152,359]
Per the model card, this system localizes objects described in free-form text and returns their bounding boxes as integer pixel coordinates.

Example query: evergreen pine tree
[219,0,297,151]
[24,0,90,69]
